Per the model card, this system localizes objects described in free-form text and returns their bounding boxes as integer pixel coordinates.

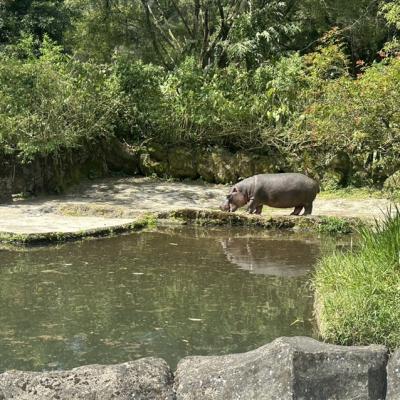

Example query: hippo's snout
[220,199,231,212]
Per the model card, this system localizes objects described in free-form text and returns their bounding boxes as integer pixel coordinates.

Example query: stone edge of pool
[0,208,365,245]
[0,336,395,399]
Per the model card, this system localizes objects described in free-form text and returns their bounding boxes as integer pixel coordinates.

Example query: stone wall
[138,144,288,184]
[0,139,140,202]
[1,140,396,204]
[1,336,400,399]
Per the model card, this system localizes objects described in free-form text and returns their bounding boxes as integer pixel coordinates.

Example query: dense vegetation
[313,209,400,348]
[0,0,399,185]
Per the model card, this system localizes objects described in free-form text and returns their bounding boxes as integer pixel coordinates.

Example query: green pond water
[0,226,348,372]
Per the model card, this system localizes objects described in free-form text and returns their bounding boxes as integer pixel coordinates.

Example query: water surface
[0,227,343,371]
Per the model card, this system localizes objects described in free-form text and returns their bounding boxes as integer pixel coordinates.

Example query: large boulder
[105,138,140,175]
[139,153,169,177]
[197,149,236,184]
[138,143,170,177]
[233,151,255,179]
[174,336,388,400]
[320,170,344,191]
[252,154,281,175]
[386,349,400,399]
[383,170,400,192]
[168,147,198,179]
[0,358,174,400]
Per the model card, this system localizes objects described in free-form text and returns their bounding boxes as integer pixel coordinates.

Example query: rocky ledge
[2,336,400,399]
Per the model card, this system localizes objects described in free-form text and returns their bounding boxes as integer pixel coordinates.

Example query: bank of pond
[0,211,399,398]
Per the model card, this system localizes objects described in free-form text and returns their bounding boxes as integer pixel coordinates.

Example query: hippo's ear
[232,187,238,193]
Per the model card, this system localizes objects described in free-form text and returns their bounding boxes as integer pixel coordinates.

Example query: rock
[252,154,281,175]
[197,152,216,182]
[105,138,140,175]
[148,144,169,162]
[384,171,400,192]
[139,153,168,177]
[386,349,400,399]
[321,170,344,191]
[328,152,351,176]
[168,147,198,179]
[174,336,388,400]
[198,149,237,184]
[0,358,174,400]
[233,152,254,179]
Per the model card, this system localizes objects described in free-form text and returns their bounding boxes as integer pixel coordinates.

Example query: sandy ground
[0,177,395,234]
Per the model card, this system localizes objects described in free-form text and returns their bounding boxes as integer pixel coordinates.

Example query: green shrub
[296,57,400,184]
[0,36,121,160]
[317,217,353,235]
[313,209,400,348]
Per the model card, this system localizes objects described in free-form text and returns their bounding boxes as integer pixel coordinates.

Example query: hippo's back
[255,173,319,208]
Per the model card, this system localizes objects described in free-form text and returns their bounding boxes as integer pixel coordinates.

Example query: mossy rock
[253,154,281,175]
[321,170,344,191]
[384,171,400,192]
[139,153,168,176]
[197,152,216,182]
[234,152,254,180]
[198,149,237,183]
[148,143,169,162]
[105,138,139,175]
[168,147,198,179]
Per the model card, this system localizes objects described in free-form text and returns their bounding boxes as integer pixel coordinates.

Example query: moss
[318,187,388,200]
[0,208,364,247]
[0,218,151,245]
[316,216,362,234]
[156,209,362,233]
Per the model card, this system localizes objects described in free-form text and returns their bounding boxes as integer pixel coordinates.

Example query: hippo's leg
[247,198,256,214]
[303,203,313,215]
[290,206,303,216]
[254,205,263,215]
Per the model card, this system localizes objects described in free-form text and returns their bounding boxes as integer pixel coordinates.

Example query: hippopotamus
[220,173,319,215]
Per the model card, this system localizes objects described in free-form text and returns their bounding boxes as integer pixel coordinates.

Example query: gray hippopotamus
[220,173,319,215]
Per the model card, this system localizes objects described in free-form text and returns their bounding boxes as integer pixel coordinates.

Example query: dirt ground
[0,177,395,234]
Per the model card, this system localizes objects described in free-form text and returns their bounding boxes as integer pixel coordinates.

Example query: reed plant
[313,208,400,348]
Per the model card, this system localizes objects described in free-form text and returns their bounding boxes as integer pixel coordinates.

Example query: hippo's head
[220,186,248,212]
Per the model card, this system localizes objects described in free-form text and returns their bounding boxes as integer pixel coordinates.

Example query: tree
[0,0,73,45]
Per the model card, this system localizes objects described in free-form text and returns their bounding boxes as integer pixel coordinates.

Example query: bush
[297,57,400,183]
[313,209,400,348]
[0,36,121,160]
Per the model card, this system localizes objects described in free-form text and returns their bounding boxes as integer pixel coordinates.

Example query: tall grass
[313,208,400,348]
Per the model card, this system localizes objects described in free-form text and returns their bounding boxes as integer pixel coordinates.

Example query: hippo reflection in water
[220,237,320,277]
[220,173,320,215]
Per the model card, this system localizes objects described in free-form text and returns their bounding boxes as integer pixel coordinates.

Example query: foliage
[296,56,400,183]
[317,217,353,235]
[0,36,121,160]
[313,209,400,349]
[0,0,73,45]
[0,1,399,187]
[111,53,166,140]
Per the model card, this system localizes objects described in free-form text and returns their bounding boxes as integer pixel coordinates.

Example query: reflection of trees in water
[0,229,316,371]
[220,237,321,277]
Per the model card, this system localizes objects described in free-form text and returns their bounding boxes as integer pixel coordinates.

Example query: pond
[0,226,348,371]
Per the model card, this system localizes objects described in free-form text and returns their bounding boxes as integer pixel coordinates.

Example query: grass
[313,208,400,349]
[316,216,355,234]
[319,187,388,200]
